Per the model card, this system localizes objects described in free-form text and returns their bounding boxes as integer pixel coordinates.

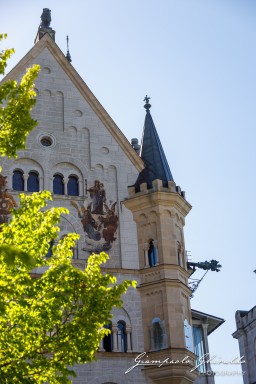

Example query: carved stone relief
[71,180,118,253]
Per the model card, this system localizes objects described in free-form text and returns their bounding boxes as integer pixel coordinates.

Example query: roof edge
[191,308,225,335]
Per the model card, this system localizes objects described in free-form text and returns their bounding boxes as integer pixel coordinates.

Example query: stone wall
[233,306,256,384]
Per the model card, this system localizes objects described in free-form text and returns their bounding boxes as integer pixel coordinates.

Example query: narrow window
[53,174,64,195]
[103,323,112,352]
[117,321,127,352]
[148,239,157,267]
[152,318,163,350]
[12,170,24,191]
[67,175,79,196]
[193,326,206,373]
[27,171,39,192]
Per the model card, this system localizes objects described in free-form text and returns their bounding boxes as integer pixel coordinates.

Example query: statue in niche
[71,180,118,253]
[0,175,17,229]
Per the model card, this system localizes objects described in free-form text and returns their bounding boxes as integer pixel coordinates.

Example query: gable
[2,33,144,173]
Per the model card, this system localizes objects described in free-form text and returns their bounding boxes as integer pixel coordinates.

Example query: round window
[40,137,52,147]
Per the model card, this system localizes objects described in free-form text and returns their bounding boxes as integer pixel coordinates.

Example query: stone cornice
[139,263,190,279]
[124,190,192,217]
[1,33,144,173]
[138,278,192,296]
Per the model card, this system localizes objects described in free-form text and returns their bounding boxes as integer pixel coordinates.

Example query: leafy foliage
[0,37,136,382]
[0,34,40,158]
[0,192,135,383]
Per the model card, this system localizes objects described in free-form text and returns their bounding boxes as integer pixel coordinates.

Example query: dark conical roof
[134,97,174,190]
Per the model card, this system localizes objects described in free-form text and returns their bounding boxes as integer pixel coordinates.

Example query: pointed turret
[124,97,197,384]
[134,96,173,190]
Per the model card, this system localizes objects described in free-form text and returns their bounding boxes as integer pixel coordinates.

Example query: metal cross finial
[144,95,151,111]
[144,95,150,104]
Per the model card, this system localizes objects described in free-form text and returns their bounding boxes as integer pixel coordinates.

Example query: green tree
[0,34,39,158]
[0,37,135,382]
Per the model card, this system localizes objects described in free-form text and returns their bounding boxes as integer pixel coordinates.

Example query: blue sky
[2,1,256,383]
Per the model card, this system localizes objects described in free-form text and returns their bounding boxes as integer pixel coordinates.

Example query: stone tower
[124,97,198,383]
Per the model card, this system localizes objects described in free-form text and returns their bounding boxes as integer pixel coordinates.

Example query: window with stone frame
[12,170,24,191]
[148,239,158,267]
[27,171,39,192]
[53,174,64,195]
[117,321,127,352]
[149,317,167,351]
[67,175,79,196]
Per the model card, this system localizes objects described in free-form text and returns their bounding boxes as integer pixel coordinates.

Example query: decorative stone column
[144,243,149,268]
[49,177,53,193]
[78,179,83,196]
[126,326,132,352]
[23,174,28,191]
[98,338,105,352]
[39,176,44,191]
[63,178,68,195]
[112,325,118,352]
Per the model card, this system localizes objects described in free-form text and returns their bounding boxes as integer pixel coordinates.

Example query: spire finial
[144,95,151,112]
[66,35,72,63]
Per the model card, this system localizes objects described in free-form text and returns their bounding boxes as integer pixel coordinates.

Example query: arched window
[117,321,127,352]
[67,175,79,196]
[103,323,112,352]
[12,170,24,191]
[46,240,54,258]
[27,171,39,192]
[53,174,64,195]
[148,239,157,267]
[152,318,163,350]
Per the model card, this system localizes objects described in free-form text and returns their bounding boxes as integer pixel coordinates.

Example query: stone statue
[40,8,51,28]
